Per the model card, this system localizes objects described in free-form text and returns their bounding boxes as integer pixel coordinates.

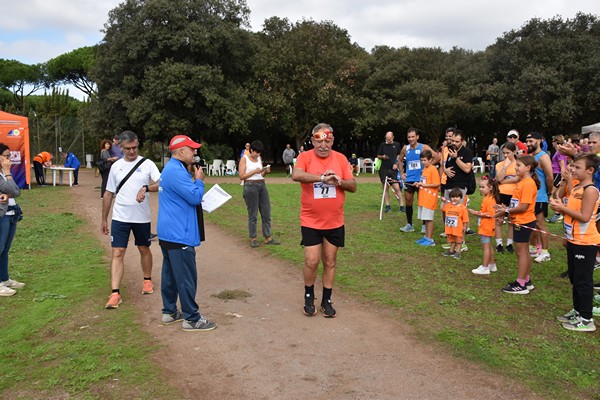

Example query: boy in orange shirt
[441,188,469,259]
[415,150,440,246]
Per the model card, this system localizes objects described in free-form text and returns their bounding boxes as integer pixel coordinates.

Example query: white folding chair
[224,159,237,175]
[209,159,223,176]
[472,157,484,173]
[362,158,375,174]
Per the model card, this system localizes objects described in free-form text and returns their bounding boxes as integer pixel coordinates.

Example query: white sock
[496,239,503,246]
[507,238,513,245]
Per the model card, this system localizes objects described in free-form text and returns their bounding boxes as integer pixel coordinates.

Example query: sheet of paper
[201,183,232,213]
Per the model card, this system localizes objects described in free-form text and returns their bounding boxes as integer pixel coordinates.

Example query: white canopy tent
[581,122,600,135]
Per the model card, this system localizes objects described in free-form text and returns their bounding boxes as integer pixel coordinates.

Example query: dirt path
[74,170,540,399]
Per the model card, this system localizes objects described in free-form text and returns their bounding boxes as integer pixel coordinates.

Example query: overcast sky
[1,0,599,97]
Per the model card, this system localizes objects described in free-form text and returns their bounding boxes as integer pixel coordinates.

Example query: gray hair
[119,130,138,144]
[311,123,333,136]
[589,131,600,140]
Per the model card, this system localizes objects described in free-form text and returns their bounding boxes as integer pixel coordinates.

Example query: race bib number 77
[313,183,337,199]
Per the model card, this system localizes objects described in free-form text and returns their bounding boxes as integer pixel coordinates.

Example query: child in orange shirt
[494,155,539,294]
[550,153,600,331]
[415,150,440,246]
[441,188,469,259]
[469,176,499,275]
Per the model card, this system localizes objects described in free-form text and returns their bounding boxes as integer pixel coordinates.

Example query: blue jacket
[157,158,205,246]
[64,153,80,169]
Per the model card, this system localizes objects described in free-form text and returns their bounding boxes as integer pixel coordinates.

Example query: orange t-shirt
[33,151,52,164]
[509,177,536,225]
[478,195,496,236]
[418,165,440,210]
[295,149,354,229]
[564,184,600,245]
[496,160,517,195]
[442,202,469,236]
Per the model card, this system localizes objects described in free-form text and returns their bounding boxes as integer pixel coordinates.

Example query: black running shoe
[496,244,504,253]
[560,270,569,279]
[502,281,529,294]
[320,299,336,318]
[303,294,317,316]
[506,244,514,253]
[466,228,477,236]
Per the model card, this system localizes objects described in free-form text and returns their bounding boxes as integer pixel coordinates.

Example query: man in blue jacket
[157,135,216,332]
[62,152,81,186]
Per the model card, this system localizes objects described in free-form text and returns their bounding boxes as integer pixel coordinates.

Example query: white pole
[379,178,388,221]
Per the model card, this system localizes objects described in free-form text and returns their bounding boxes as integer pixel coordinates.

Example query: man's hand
[448,148,458,158]
[136,186,147,203]
[445,166,455,178]
[101,221,109,235]
[194,165,205,181]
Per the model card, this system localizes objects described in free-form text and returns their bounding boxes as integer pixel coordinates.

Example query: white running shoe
[0,283,16,297]
[439,232,447,238]
[2,278,25,289]
[534,252,551,263]
[488,263,497,272]
[472,265,490,275]
[400,224,415,233]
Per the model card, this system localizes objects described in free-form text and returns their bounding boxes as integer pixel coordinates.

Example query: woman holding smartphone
[239,140,280,248]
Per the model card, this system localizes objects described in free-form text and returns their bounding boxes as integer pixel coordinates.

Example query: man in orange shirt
[292,123,357,318]
[32,151,53,186]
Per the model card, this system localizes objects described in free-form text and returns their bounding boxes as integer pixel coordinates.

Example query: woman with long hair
[100,139,113,199]
[0,143,23,296]
[494,142,518,253]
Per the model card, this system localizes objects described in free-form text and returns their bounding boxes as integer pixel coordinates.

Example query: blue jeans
[160,245,200,322]
[0,214,18,282]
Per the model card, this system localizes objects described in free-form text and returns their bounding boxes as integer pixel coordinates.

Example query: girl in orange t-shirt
[494,142,518,253]
[494,155,539,294]
[469,176,499,275]
[550,154,600,331]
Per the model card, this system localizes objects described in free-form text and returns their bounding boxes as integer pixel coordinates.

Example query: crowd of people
[1,124,598,334]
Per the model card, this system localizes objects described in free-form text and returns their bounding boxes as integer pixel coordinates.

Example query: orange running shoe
[142,279,154,295]
[105,293,122,309]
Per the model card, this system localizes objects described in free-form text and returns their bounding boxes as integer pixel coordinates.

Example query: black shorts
[553,173,562,188]
[405,182,418,194]
[535,202,548,217]
[498,193,512,207]
[513,220,536,243]
[301,226,345,247]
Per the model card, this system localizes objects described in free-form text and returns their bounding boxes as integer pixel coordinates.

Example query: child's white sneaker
[472,265,490,275]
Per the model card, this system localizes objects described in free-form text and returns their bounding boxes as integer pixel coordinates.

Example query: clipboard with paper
[201,184,232,213]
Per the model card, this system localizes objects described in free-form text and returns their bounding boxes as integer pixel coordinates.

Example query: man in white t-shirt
[101,131,161,309]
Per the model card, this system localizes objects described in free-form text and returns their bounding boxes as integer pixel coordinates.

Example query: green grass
[205,180,600,400]
[0,187,179,399]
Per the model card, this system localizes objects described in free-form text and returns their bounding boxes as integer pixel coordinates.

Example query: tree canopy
[2,6,600,158]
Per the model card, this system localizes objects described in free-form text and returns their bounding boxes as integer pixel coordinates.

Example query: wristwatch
[144,185,150,192]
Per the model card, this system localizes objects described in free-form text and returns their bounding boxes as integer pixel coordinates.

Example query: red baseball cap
[169,135,202,150]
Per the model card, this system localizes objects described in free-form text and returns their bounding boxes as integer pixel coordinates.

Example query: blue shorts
[479,235,492,244]
[111,220,151,248]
